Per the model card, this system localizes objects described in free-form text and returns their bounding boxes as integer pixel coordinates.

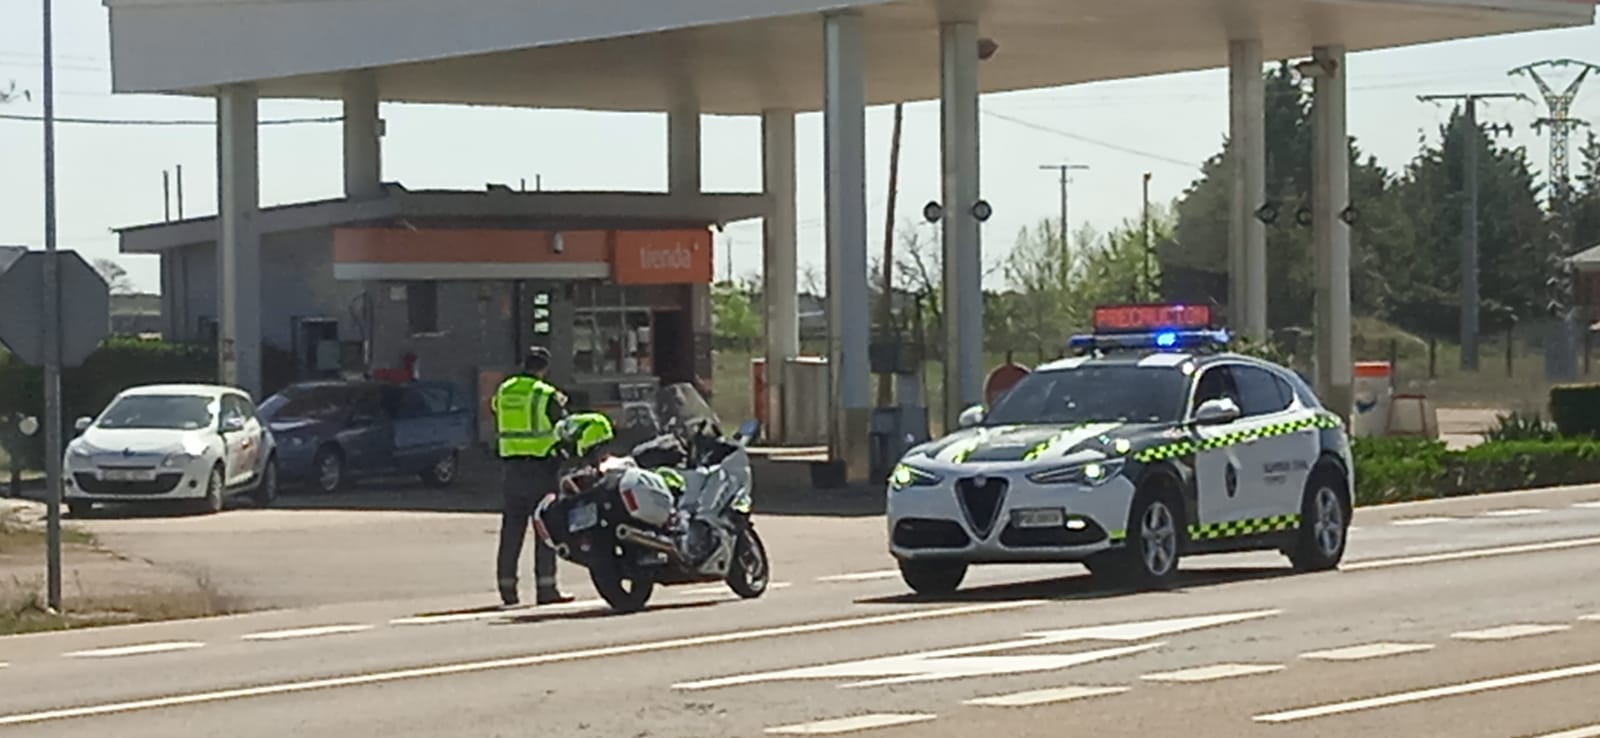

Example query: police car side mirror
[957,405,986,429]
[1193,397,1242,425]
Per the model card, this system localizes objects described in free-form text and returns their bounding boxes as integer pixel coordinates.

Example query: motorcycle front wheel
[726,526,770,599]
[590,543,655,613]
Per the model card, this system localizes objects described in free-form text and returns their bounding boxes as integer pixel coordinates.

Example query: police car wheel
[1126,487,1183,589]
[1289,467,1350,572]
[898,560,967,595]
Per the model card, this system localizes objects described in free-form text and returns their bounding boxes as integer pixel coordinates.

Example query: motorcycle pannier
[617,468,677,526]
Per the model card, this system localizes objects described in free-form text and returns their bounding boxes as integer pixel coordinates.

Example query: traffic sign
[0,250,109,367]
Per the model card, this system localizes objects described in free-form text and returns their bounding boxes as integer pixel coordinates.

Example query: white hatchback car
[64,384,278,515]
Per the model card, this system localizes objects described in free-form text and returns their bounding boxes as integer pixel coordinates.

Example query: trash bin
[1351,361,1393,438]
[870,406,931,483]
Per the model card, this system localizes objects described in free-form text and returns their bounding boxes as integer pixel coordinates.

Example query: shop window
[571,282,657,377]
[406,282,439,335]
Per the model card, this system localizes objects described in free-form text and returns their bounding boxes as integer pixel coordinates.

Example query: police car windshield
[984,365,1190,426]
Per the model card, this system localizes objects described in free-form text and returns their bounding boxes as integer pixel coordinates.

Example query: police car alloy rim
[1141,501,1178,576]
[1313,486,1344,555]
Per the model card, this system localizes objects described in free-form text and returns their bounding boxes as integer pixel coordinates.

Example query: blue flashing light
[1155,331,1178,348]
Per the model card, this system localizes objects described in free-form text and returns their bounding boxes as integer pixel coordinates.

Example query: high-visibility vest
[492,376,559,458]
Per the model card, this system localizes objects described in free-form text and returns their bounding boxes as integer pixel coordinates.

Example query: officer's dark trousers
[497,456,560,595]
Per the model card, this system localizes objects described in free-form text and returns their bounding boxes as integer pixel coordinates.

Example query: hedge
[0,338,217,469]
[1354,435,1600,505]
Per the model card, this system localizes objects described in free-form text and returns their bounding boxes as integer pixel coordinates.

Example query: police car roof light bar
[1067,329,1231,354]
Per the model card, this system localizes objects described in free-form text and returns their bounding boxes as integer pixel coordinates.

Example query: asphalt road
[6,485,1600,737]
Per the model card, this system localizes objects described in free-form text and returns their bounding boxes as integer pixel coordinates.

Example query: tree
[92,258,136,295]
[710,278,761,347]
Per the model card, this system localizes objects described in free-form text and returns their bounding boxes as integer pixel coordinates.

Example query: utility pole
[1142,172,1153,298]
[1417,91,1525,372]
[1039,162,1089,282]
[1509,59,1600,209]
[41,0,65,613]
[877,102,904,408]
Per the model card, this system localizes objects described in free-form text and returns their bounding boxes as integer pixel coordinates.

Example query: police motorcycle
[533,383,770,613]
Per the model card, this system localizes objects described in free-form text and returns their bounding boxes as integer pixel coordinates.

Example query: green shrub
[1353,435,1600,504]
[1548,384,1600,437]
[1483,411,1558,443]
[0,339,217,468]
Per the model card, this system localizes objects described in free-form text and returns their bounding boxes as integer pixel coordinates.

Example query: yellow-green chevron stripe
[1132,412,1341,463]
[1187,514,1300,540]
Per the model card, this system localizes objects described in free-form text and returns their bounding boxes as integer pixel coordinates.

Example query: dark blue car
[258,380,473,493]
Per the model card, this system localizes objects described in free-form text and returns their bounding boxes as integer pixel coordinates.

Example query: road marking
[1451,624,1571,641]
[678,582,793,597]
[65,642,206,659]
[765,714,937,735]
[1580,614,1600,622]
[817,570,901,583]
[0,601,1042,727]
[964,685,1129,707]
[1530,725,1600,738]
[675,609,1279,690]
[1254,660,1600,723]
[1299,642,1436,661]
[241,624,374,641]
[1480,508,1545,518]
[389,599,603,625]
[1389,517,1454,526]
[1343,536,1600,571]
[1571,502,1600,510]
[1142,663,1284,683]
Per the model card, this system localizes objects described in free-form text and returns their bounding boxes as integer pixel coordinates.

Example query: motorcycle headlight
[1027,459,1126,486]
[888,463,942,491]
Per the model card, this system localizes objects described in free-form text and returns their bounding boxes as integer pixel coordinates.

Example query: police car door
[1189,365,1254,536]
[1226,363,1319,524]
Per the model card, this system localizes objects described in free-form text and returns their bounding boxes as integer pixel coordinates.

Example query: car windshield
[96,394,216,431]
[983,365,1191,425]
[259,385,355,421]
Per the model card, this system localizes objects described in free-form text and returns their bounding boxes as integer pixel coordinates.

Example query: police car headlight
[888,463,942,491]
[1028,459,1125,486]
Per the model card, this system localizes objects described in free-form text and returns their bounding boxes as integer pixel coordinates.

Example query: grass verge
[0,572,248,635]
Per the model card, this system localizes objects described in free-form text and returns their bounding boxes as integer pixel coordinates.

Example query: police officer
[491,346,575,607]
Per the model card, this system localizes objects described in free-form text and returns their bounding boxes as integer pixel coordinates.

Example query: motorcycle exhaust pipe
[616,524,677,554]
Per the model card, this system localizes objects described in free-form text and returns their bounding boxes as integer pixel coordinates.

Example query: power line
[984,110,1195,169]
[0,112,342,126]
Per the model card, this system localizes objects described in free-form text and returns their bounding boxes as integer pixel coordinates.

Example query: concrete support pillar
[1228,39,1267,341]
[939,20,983,431]
[822,11,871,480]
[342,70,383,200]
[1310,45,1352,420]
[761,109,800,445]
[216,83,262,398]
[668,102,702,196]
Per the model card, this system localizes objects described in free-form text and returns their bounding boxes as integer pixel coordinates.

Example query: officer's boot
[534,576,574,605]
[498,577,519,607]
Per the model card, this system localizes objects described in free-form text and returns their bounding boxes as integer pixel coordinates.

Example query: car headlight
[888,463,942,491]
[1027,459,1126,486]
[161,452,199,469]
[67,443,94,459]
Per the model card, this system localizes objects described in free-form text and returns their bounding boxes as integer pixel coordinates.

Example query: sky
[2,2,1600,296]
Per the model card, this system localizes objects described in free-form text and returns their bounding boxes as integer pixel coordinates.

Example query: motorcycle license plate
[1013,508,1065,529]
[567,503,599,532]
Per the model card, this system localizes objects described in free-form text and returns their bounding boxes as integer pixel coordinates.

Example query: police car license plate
[101,469,156,482]
[1014,508,1065,528]
[567,503,599,532]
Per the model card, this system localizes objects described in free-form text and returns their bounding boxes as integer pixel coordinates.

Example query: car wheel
[200,464,225,515]
[251,457,279,508]
[1288,466,1350,572]
[420,451,458,488]
[67,501,94,518]
[1125,486,1183,589]
[311,446,345,494]
[898,560,967,595]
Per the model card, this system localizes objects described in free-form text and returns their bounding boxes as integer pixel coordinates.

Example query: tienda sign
[613,229,713,284]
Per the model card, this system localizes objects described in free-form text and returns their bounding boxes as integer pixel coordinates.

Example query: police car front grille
[892,518,971,549]
[955,477,1007,537]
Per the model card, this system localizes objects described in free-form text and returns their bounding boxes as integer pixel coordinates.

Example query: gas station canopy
[105,0,1595,113]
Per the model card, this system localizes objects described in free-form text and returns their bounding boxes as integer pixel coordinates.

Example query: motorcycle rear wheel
[726,526,770,599]
[589,543,655,613]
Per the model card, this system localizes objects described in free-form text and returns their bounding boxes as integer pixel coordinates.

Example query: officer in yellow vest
[491,346,575,607]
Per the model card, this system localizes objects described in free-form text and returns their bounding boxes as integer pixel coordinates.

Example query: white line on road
[0,600,1043,727]
[964,685,1130,707]
[1389,517,1454,526]
[765,714,937,735]
[389,599,604,625]
[1451,624,1571,641]
[1254,660,1600,723]
[1480,508,1546,518]
[65,642,206,659]
[817,570,901,583]
[678,582,793,597]
[1141,663,1285,683]
[1343,536,1600,571]
[1299,642,1436,662]
[241,624,375,642]
[1530,725,1600,738]
[1580,615,1600,622]
[1571,502,1600,510]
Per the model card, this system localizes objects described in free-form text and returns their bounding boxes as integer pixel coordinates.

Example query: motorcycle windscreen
[655,382,723,437]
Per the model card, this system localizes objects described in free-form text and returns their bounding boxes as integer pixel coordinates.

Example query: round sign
[984,361,1031,405]
[922,201,944,224]
[17,416,37,436]
[972,200,993,222]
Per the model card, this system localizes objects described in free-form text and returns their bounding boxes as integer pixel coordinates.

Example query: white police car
[887,304,1354,594]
